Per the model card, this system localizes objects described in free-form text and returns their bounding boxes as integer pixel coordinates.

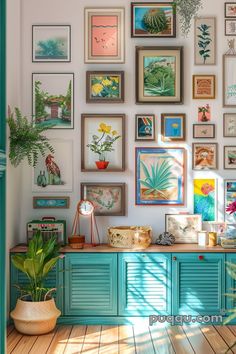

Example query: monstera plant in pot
[10,231,62,335]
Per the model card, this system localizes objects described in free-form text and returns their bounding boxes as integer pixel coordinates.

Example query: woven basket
[108,226,152,249]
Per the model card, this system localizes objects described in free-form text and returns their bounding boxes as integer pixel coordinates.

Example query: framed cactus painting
[194,17,216,65]
[193,179,217,221]
[135,147,185,205]
[131,2,176,38]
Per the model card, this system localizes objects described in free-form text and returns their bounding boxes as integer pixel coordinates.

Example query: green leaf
[43,257,60,278]
[12,255,27,274]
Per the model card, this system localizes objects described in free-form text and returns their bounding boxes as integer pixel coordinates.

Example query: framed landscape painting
[225,3,236,18]
[135,147,185,206]
[33,196,70,209]
[136,46,183,104]
[81,183,125,216]
[161,114,186,142]
[193,75,215,99]
[192,143,218,170]
[223,55,236,107]
[194,17,216,65]
[224,146,236,169]
[32,25,71,62]
[224,180,236,222]
[32,73,74,129]
[194,179,217,221]
[84,8,125,63]
[193,124,215,139]
[165,214,202,243]
[224,113,236,137]
[131,2,176,38]
[135,114,155,141]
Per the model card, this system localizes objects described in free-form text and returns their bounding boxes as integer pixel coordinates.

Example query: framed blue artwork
[33,196,70,209]
[135,114,155,141]
[161,114,186,142]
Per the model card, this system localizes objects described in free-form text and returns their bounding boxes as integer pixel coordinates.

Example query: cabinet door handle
[173,256,177,261]
[198,255,204,260]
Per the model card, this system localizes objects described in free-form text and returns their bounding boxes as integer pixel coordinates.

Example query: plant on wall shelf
[197,23,212,64]
[174,0,203,37]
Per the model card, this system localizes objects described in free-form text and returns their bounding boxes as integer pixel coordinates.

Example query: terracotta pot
[10,298,61,335]
[68,235,85,249]
[95,161,109,169]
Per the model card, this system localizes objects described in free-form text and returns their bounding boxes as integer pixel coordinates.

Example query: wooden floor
[7,324,236,354]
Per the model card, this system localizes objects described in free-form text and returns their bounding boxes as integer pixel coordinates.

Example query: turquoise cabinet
[172,253,225,316]
[226,254,236,312]
[118,253,171,316]
[64,253,117,316]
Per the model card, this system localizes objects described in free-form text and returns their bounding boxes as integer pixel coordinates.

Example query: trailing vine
[174,0,203,37]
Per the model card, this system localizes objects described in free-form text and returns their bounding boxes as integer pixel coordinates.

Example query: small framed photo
[224,146,236,169]
[84,7,125,63]
[86,71,124,103]
[81,183,125,216]
[192,143,218,170]
[161,114,186,142]
[131,2,176,38]
[224,179,236,222]
[32,25,71,62]
[33,196,70,209]
[225,2,236,17]
[224,113,236,137]
[135,114,155,141]
[198,104,211,122]
[193,124,215,139]
[165,214,202,243]
[225,19,236,35]
[193,75,215,99]
[194,17,216,65]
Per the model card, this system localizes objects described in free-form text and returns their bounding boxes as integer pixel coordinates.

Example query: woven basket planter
[108,226,152,249]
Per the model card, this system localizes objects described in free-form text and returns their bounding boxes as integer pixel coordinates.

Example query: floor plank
[80,325,101,354]
[167,325,194,354]
[64,325,86,354]
[214,326,236,354]
[11,335,37,354]
[46,325,72,354]
[183,324,214,354]
[133,326,154,354]
[149,325,175,354]
[201,325,232,354]
[7,329,23,353]
[229,325,236,337]
[99,325,119,354]
[29,327,57,354]
[118,325,135,354]
[7,325,14,336]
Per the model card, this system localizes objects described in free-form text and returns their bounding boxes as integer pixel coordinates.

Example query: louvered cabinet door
[226,254,236,313]
[118,253,171,316]
[64,253,117,316]
[172,253,225,316]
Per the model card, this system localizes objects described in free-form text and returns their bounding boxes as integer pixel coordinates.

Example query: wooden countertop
[10,243,236,253]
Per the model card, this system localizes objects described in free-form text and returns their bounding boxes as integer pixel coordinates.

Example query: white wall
[10,0,236,244]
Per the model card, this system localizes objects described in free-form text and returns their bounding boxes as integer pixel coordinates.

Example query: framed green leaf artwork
[193,179,217,222]
[194,17,216,65]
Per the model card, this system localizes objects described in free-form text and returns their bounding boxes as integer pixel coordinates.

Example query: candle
[208,232,217,246]
[198,231,208,246]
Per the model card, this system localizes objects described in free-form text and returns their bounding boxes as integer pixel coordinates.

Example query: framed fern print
[135,147,185,205]
[194,17,216,65]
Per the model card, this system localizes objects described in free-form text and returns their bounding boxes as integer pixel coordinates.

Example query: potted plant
[87,122,121,170]
[10,231,62,335]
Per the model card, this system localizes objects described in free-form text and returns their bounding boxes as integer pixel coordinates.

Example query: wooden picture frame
[193,124,215,139]
[225,19,236,35]
[224,146,236,169]
[33,196,70,209]
[223,55,236,107]
[192,143,218,170]
[165,214,202,243]
[161,113,186,142]
[193,75,215,99]
[224,113,236,137]
[135,114,155,141]
[225,2,236,18]
[194,17,216,65]
[224,179,236,223]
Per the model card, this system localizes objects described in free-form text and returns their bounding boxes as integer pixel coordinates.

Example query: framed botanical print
[84,7,125,63]
[81,183,125,216]
[33,196,70,209]
[194,179,217,221]
[161,114,186,142]
[131,2,176,38]
[86,71,124,103]
[165,214,202,243]
[193,124,215,139]
[194,17,216,65]
[198,104,211,122]
[136,46,183,104]
[135,114,155,141]
[81,114,125,172]
[224,180,236,222]
[193,75,215,99]
[135,147,185,205]
[224,113,236,137]
[225,3,236,18]
[192,143,218,170]
[225,19,236,35]
[32,25,71,62]
[224,146,236,169]
[223,55,236,107]
[32,73,74,129]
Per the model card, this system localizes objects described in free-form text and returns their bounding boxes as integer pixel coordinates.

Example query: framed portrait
[161,114,186,142]
[193,124,215,139]
[224,180,236,222]
[224,146,236,169]
[223,55,236,107]
[32,25,71,62]
[225,19,236,35]
[32,73,74,129]
[81,183,125,216]
[165,214,202,243]
[224,113,236,137]
[33,196,70,209]
[136,46,183,104]
[193,179,217,222]
[131,2,176,38]
[81,114,125,172]
[135,114,155,141]
[193,75,215,99]
[192,143,218,170]
[86,71,124,103]
[198,104,211,122]
[32,139,73,192]
[194,17,216,65]
[225,3,236,17]
[84,7,125,63]
[135,147,185,206]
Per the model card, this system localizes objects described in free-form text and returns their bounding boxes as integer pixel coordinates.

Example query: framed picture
[165,214,202,243]
[225,19,236,35]
[223,55,236,107]
[32,140,73,192]
[86,71,124,103]
[224,113,236,137]
[193,124,215,139]
[81,114,125,172]
[224,146,236,169]
[193,75,215,99]
[81,183,125,216]
[135,147,185,206]
[225,3,236,18]
[131,2,176,38]
[32,25,71,62]
[84,7,125,63]
[136,46,183,104]
[193,179,217,222]
[33,196,70,209]
[161,114,186,142]
[198,104,211,122]
[192,143,218,170]
[135,114,155,141]
[194,17,216,65]
[224,180,236,222]
[32,73,74,129]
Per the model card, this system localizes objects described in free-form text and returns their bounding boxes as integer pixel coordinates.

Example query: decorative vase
[95,160,109,169]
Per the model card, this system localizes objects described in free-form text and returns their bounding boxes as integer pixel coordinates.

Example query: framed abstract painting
[165,214,202,243]
[135,147,185,205]
[224,146,236,169]
[161,113,186,142]
[224,180,236,222]
[194,17,216,65]
[135,114,155,141]
[224,113,236,137]
[193,75,215,99]
[223,55,236,107]
[192,143,218,170]
[193,124,215,139]
[84,8,125,63]
[193,179,217,221]
[33,196,70,209]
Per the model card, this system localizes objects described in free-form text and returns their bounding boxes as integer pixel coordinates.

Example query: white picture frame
[165,214,202,243]
[194,17,216,65]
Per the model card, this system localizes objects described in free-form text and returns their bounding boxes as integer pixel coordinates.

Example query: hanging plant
[174,0,203,37]
[7,107,54,167]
